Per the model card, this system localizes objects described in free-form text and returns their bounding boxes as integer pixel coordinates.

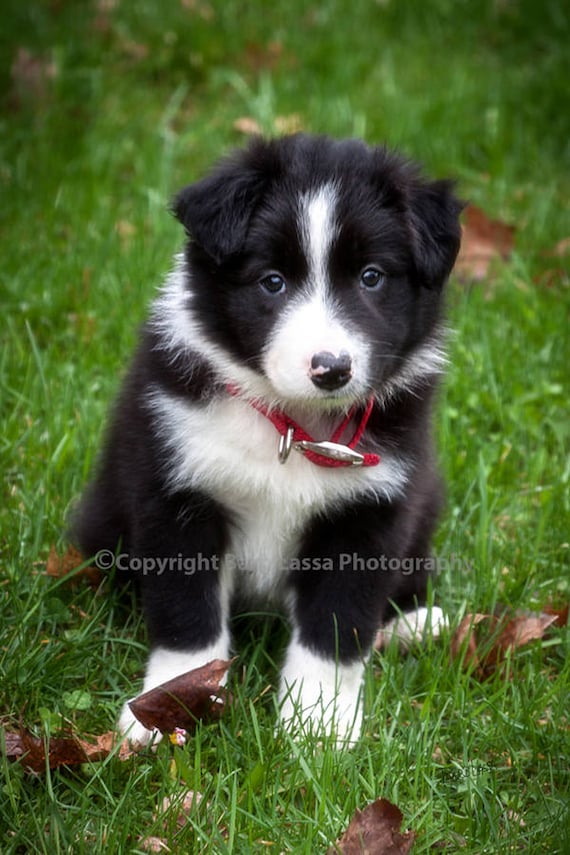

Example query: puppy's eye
[260,274,286,295]
[360,268,385,290]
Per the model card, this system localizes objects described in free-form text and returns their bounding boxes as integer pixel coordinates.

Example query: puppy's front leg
[279,629,366,747]
[118,494,231,747]
[278,501,415,746]
[279,559,387,746]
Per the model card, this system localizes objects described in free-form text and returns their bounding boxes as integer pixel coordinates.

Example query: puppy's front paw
[379,605,448,650]
[278,640,364,747]
[279,686,363,748]
[118,700,162,749]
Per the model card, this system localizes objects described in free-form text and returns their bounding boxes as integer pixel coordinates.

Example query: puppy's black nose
[309,350,352,390]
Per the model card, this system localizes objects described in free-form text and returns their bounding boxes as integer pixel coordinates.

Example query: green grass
[1,0,569,851]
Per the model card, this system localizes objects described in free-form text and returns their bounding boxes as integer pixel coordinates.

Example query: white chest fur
[147,390,410,601]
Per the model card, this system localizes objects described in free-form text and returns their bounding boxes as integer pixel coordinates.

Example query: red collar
[227,385,380,468]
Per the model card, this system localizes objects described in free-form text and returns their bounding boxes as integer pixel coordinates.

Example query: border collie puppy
[75,134,462,746]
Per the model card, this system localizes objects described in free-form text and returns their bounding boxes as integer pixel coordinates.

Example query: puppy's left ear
[172,150,268,263]
[408,180,464,288]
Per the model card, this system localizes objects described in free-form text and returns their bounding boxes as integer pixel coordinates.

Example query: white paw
[278,638,364,747]
[379,605,448,651]
[118,701,162,749]
[279,687,363,747]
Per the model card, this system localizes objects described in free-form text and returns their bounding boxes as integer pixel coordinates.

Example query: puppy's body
[75,135,462,745]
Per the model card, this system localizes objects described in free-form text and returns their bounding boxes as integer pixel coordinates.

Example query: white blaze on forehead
[263,182,372,401]
[298,183,339,297]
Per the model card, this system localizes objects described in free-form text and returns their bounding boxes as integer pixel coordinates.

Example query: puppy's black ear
[408,179,464,288]
[172,149,269,263]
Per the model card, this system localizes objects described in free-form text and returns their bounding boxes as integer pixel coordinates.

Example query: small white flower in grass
[169,727,188,747]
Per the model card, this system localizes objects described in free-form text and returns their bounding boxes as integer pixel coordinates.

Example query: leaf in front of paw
[128,658,233,734]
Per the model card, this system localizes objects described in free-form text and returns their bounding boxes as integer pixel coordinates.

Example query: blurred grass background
[1,0,569,852]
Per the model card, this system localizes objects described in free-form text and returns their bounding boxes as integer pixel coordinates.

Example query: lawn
[1,0,569,852]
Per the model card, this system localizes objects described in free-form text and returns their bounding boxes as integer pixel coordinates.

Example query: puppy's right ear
[172,148,269,264]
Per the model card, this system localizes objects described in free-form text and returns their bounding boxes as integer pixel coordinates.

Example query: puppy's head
[173,135,463,407]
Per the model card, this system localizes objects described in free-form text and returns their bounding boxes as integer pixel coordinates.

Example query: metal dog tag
[278,426,295,464]
[293,440,365,466]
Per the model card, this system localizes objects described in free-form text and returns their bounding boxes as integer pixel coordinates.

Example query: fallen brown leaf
[233,114,304,137]
[542,604,569,627]
[2,727,132,774]
[451,611,559,679]
[180,0,215,21]
[534,238,570,288]
[140,788,226,855]
[329,798,415,854]
[491,613,558,657]
[95,730,136,762]
[138,837,171,853]
[533,267,569,289]
[10,48,57,107]
[155,787,228,842]
[233,116,263,136]
[450,613,488,670]
[543,236,570,258]
[118,39,149,61]
[161,790,203,827]
[129,659,232,733]
[455,204,515,282]
[243,40,286,72]
[45,544,103,587]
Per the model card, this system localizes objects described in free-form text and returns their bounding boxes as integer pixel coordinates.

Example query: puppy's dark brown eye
[260,274,286,295]
[360,268,385,290]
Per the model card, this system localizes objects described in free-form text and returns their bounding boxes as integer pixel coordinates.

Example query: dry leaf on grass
[180,0,215,21]
[234,114,304,137]
[533,267,569,289]
[45,544,103,587]
[455,204,515,282]
[129,659,232,733]
[493,613,560,650]
[138,837,171,853]
[10,48,57,106]
[243,40,289,72]
[160,790,204,826]
[542,236,570,258]
[233,116,263,135]
[95,730,136,762]
[3,727,132,774]
[449,613,488,669]
[534,237,570,288]
[329,798,415,854]
[139,790,212,852]
[451,611,560,679]
[542,604,569,627]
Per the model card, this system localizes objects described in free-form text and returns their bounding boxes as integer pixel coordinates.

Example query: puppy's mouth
[276,381,369,417]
